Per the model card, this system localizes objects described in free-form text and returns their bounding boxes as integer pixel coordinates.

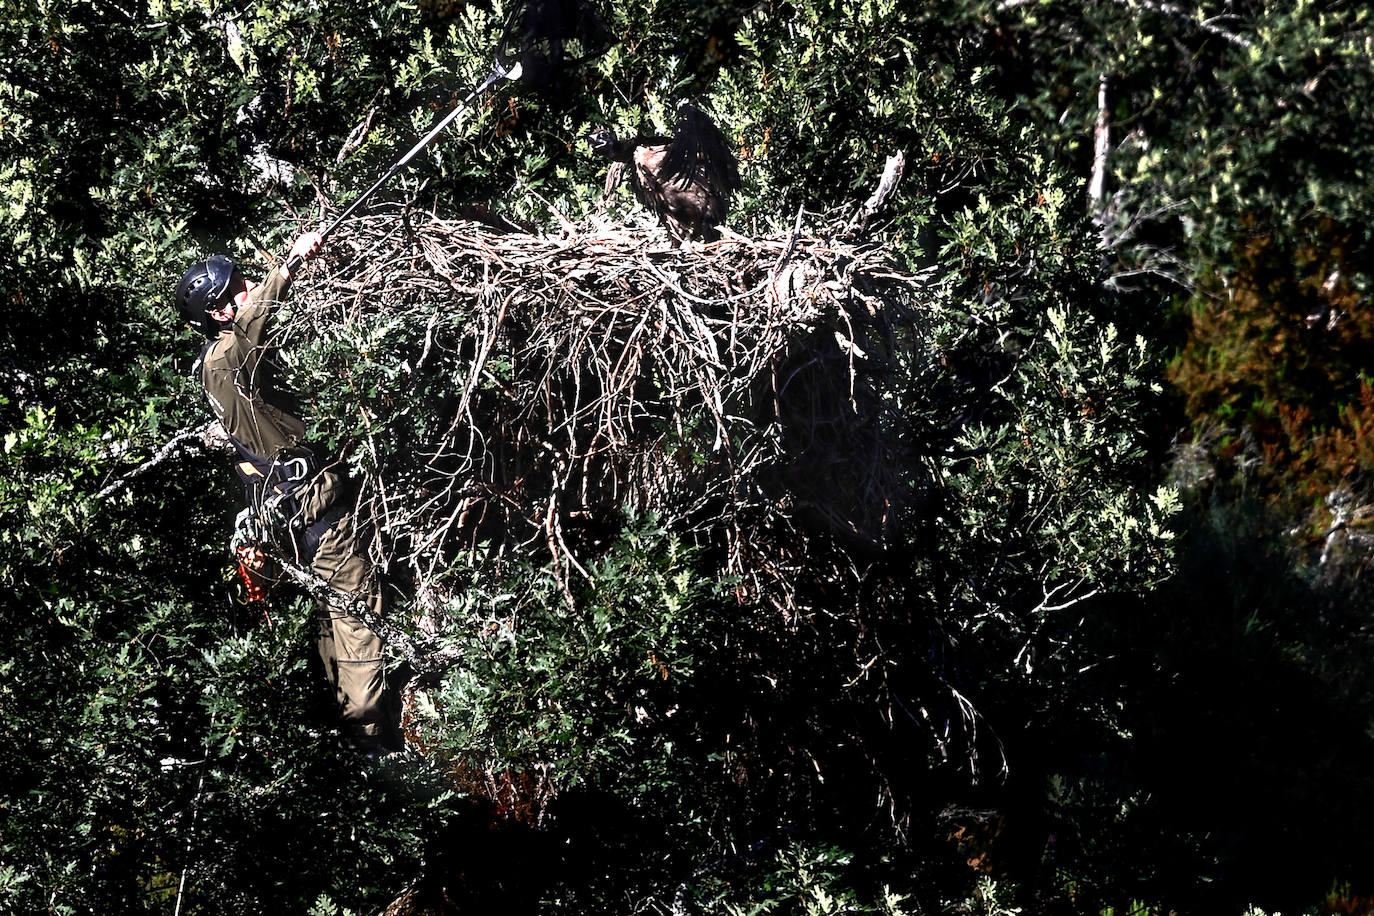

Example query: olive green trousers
[309,513,400,751]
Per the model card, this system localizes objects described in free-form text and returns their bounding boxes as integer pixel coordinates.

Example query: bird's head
[587,128,618,158]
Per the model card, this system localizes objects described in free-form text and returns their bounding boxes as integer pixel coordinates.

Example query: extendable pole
[287,59,523,272]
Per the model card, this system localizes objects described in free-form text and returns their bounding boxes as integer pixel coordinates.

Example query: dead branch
[96,422,220,501]
[1089,74,1110,211]
[1111,0,1253,49]
[848,151,906,233]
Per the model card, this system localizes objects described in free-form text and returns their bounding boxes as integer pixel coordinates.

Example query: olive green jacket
[200,266,345,525]
[201,267,305,458]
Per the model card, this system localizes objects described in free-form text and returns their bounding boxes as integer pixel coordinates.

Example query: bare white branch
[1089,74,1110,209]
[1111,0,1254,49]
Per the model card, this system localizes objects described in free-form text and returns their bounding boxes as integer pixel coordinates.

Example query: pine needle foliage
[0,0,1201,912]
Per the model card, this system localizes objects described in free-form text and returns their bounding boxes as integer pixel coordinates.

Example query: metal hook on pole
[287,58,524,272]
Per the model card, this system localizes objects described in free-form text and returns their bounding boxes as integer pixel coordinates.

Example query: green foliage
[0,401,453,913]
[416,516,718,805]
[957,0,1374,513]
[4,0,1168,908]
[8,0,1372,913]
[684,842,915,916]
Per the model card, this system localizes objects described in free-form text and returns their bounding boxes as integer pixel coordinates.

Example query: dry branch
[96,422,219,501]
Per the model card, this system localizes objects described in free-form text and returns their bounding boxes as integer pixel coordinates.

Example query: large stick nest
[278,208,930,613]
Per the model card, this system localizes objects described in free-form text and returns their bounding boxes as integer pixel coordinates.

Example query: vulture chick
[590,104,740,242]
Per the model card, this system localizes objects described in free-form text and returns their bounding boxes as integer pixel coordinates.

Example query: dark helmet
[176,255,239,337]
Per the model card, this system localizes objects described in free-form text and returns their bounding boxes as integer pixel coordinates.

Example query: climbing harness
[226,432,349,566]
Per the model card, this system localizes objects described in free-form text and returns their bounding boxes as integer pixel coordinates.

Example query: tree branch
[96,422,219,501]
[847,150,906,233]
[1112,0,1253,49]
[1089,73,1110,211]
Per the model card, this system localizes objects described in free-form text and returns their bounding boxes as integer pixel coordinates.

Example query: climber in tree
[175,232,403,756]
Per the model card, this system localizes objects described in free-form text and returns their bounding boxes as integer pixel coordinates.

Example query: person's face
[208,274,253,324]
